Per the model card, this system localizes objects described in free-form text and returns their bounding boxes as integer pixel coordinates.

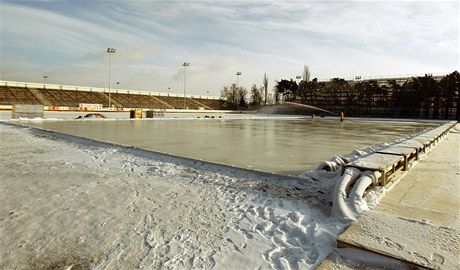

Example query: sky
[1,0,458,97]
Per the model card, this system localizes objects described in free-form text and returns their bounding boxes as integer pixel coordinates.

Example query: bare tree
[250,84,263,105]
[303,65,310,82]
[221,83,247,109]
[263,73,268,105]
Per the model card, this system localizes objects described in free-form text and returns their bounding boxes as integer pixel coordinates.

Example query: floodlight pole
[182,62,190,109]
[107,48,116,109]
[43,75,48,89]
[235,72,242,110]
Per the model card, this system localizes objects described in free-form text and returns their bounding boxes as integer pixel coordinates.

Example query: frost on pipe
[304,156,349,180]
[332,168,381,221]
[303,153,381,221]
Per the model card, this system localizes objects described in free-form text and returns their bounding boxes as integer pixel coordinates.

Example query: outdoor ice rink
[0,111,457,269]
[2,111,440,175]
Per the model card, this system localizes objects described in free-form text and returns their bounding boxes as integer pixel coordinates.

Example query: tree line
[221,70,459,119]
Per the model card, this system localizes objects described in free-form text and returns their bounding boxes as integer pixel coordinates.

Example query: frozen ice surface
[5,112,440,176]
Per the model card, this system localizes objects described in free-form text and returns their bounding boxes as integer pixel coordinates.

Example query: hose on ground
[332,168,380,221]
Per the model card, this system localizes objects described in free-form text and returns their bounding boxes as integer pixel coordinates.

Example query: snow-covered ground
[0,114,445,269]
[1,123,348,269]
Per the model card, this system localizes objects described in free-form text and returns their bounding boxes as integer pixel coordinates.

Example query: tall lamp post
[236,72,242,110]
[43,75,48,89]
[107,48,116,108]
[182,62,190,109]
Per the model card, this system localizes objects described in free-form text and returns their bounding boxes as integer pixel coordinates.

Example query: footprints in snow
[80,146,324,269]
[137,226,217,269]
[223,194,321,269]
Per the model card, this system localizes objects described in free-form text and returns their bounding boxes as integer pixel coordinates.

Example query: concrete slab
[346,153,404,171]
[377,146,418,169]
[377,146,417,157]
[336,211,459,269]
[334,124,460,269]
[399,139,425,152]
[346,153,405,185]
[378,129,460,228]
[410,136,434,147]
[317,247,424,270]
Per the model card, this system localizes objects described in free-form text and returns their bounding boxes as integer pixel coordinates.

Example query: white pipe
[332,167,362,221]
[313,156,348,178]
[331,156,349,166]
[333,168,381,221]
[351,170,380,198]
[350,170,380,215]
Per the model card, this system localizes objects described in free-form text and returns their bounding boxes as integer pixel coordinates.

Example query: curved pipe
[311,156,349,180]
[332,167,362,221]
[351,170,380,198]
[316,156,348,172]
[302,156,349,181]
[350,170,381,215]
[332,168,381,221]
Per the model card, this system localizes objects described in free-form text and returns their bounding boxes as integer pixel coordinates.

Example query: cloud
[1,0,458,96]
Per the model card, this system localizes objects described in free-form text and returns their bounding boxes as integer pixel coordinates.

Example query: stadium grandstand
[0,81,229,111]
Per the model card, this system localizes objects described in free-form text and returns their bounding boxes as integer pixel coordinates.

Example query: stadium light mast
[43,75,48,89]
[236,72,242,87]
[107,48,116,108]
[182,62,190,109]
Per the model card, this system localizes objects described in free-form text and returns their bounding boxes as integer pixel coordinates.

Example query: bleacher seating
[80,91,109,105]
[70,90,108,105]
[144,95,174,109]
[2,87,41,105]
[0,85,226,110]
[155,95,189,109]
[0,87,17,104]
[109,93,173,109]
[28,88,59,106]
[46,89,80,107]
[191,98,227,110]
